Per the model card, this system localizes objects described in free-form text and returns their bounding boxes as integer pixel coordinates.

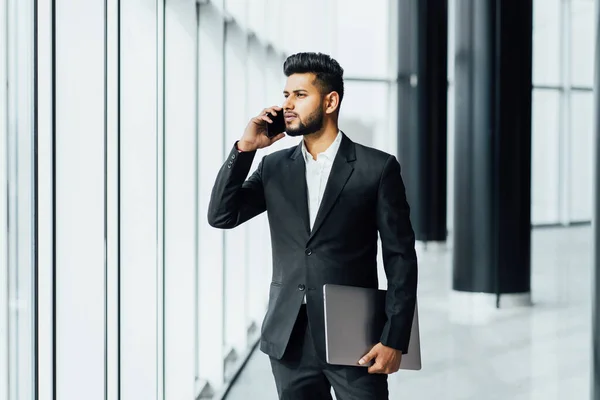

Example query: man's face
[282,73,324,137]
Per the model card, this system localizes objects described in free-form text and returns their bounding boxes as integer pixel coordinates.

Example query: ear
[324,92,340,115]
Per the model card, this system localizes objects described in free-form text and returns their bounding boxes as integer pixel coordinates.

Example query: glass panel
[334,0,390,78]
[531,89,561,224]
[338,81,391,151]
[247,0,265,40]
[570,91,594,221]
[225,0,247,28]
[280,0,334,55]
[447,84,456,233]
[223,22,249,358]
[120,1,160,398]
[5,0,37,398]
[264,0,284,51]
[571,0,596,87]
[163,1,197,398]
[36,0,55,398]
[532,0,561,86]
[54,1,105,399]
[211,0,224,11]
[0,0,9,397]
[448,0,456,82]
[197,3,225,388]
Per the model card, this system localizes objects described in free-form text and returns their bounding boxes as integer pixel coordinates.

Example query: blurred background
[0,0,599,399]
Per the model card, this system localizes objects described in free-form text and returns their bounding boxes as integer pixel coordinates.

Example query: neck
[303,120,339,158]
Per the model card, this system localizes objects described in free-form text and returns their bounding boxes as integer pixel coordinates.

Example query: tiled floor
[225,226,593,400]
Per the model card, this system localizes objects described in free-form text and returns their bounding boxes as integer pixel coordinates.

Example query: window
[531,0,596,225]
[532,0,561,86]
[531,89,561,224]
[119,1,162,398]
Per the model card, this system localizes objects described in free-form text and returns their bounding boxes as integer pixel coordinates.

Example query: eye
[297,93,306,98]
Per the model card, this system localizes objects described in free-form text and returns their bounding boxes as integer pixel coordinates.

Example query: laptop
[323,284,422,370]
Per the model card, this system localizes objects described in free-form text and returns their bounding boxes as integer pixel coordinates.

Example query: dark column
[397,0,448,243]
[593,1,600,397]
[452,0,532,299]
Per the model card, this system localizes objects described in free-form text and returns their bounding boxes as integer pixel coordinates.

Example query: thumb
[358,349,377,365]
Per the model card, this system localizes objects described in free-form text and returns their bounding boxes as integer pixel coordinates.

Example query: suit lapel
[308,133,356,242]
[286,142,311,236]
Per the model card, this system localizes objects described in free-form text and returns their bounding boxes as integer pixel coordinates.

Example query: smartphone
[265,111,286,138]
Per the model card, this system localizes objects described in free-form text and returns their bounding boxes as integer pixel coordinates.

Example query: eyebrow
[283,89,308,94]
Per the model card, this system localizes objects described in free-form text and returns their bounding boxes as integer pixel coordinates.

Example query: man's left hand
[358,342,402,374]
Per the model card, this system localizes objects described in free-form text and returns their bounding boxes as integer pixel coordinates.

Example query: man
[208,52,418,400]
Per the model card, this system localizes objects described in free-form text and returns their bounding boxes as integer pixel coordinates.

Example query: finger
[259,108,275,118]
[368,363,384,374]
[263,107,280,117]
[270,133,286,142]
[359,351,376,366]
[260,115,273,124]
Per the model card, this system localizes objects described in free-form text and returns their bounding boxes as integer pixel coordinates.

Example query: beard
[285,105,324,137]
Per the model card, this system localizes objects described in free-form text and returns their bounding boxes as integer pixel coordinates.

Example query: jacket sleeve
[376,155,418,353]
[207,141,267,229]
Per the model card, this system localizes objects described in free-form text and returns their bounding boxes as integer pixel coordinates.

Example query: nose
[283,96,294,111]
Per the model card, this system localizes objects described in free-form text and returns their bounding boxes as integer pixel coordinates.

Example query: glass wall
[0,0,399,398]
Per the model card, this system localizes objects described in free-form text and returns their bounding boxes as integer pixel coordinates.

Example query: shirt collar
[301,130,342,163]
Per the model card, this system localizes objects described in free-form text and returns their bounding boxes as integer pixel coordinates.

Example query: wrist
[237,140,255,152]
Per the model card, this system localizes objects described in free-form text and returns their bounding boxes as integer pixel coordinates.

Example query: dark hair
[283,52,344,106]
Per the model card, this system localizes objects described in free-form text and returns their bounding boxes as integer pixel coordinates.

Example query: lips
[284,113,297,121]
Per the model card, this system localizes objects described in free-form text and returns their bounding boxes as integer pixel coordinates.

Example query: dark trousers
[269,305,388,400]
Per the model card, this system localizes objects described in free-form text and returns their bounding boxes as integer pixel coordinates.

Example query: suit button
[305,248,312,256]
[298,284,305,291]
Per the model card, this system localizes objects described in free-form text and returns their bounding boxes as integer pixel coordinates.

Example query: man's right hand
[238,106,286,152]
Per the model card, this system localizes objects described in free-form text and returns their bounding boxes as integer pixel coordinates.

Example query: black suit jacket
[208,132,418,361]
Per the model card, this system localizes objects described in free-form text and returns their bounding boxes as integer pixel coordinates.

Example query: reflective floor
[226,226,593,400]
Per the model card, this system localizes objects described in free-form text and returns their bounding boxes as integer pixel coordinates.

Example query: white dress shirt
[302,131,343,230]
[300,131,342,303]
